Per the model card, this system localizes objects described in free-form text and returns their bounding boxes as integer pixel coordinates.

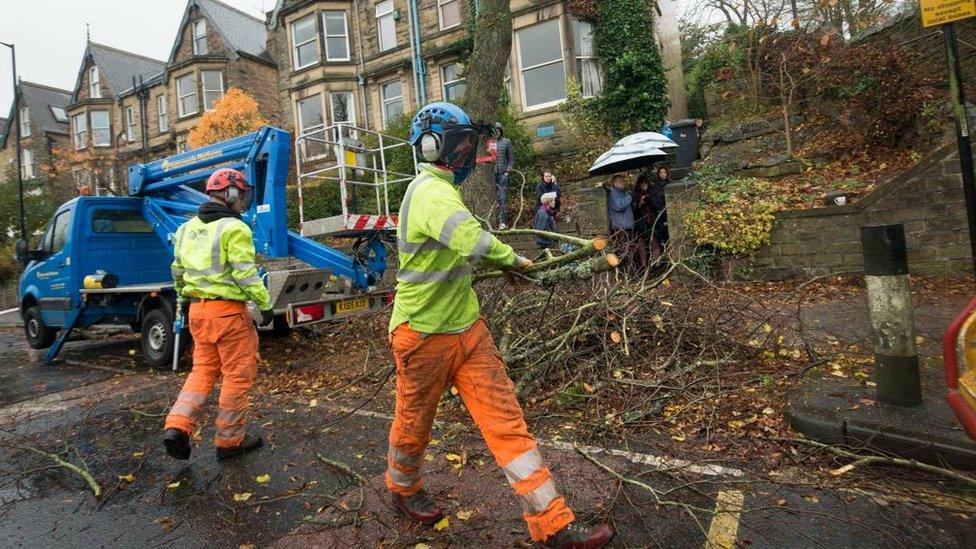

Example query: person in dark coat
[494,122,515,229]
[534,171,560,217]
[533,192,558,249]
[650,166,671,253]
[633,175,654,270]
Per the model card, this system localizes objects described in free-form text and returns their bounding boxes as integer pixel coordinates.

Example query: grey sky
[0,0,274,115]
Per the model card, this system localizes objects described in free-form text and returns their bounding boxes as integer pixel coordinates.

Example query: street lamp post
[0,41,26,241]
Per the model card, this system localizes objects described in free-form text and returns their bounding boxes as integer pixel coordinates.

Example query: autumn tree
[188,88,268,149]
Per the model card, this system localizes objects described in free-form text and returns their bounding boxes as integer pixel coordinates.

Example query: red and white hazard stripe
[344,214,399,231]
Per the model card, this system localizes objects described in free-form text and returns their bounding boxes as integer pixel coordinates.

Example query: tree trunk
[460,0,513,219]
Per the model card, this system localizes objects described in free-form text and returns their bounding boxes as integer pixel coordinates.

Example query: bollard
[860,224,923,407]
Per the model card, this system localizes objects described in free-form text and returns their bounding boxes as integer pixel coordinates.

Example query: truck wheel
[270,315,291,337]
[141,308,174,368]
[23,305,57,349]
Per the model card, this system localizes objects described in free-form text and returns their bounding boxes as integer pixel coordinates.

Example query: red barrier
[943,295,976,440]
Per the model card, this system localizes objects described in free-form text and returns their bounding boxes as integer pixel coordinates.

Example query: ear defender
[225,186,240,205]
[420,132,442,162]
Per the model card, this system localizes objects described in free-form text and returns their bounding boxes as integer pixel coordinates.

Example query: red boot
[540,522,613,549]
[393,489,444,524]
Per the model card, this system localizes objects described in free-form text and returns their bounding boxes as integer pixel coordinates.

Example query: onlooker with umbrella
[494,122,515,229]
[535,170,560,217]
[533,192,558,250]
[607,174,635,266]
[651,166,671,254]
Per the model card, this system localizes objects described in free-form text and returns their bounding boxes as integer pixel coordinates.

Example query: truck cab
[19,196,178,366]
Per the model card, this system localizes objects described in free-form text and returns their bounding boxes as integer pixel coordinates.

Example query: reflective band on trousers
[216,409,245,426]
[216,424,245,441]
[521,478,559,514]
[387,465,421,487]
[396,265,473,283]
[389,446,423,469]
[503,447,544,485]
[169,391,208,418]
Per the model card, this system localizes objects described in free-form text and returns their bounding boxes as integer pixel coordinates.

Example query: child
[533,192,557,249]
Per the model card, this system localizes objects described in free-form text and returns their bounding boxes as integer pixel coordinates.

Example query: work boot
[540,522,613,549]
[163,428,191,461]
[393,489,444,524]
[215,433,264,460]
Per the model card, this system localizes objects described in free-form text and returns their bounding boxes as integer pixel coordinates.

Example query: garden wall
[665,141,975,279]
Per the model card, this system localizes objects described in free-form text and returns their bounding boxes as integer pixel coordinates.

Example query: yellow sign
[921,0,976,27]
[335,298,369,314]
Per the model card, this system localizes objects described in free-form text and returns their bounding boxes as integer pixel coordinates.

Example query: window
[323,11,350,61]
[296,93,324,133]
[91,110,111,147]
[291,15,320,70]
[442,63,466,103]
[51,209,73,254]
[380,79,403,126]
[177,135,188,153]
[330,91,356,138]
[21,148,33,179]
[91,209,153,234]
[19,107,30,137]
[572,20,602,97]
[438,0,461,29]
[376,1,397,52]
[125,106,136,142]
[157,95,169,132]
[202,71,224,111]
[192,19,208,55]
[177,73,198,117]
[89,66,101,98]
[72,113,87,149]
[516,19,567,109]
[50,106,67,123]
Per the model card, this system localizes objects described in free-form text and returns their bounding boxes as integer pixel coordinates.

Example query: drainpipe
[407,0,427,105]
[352,0,370,130]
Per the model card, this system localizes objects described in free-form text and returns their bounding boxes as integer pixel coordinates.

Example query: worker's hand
[259,309,275,327]
[514,255,534,270]
[176,299,189,317]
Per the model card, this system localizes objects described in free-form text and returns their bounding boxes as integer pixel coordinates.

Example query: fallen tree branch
[475,235,609,283]
[317,453,366,484]
[777,437,976,490]
[2,442,102,498]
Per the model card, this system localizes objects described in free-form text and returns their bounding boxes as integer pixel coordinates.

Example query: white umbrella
[588,132,678,176]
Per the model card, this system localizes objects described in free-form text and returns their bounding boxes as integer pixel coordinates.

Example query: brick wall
[665,142,976,278]
[229,58,283,126]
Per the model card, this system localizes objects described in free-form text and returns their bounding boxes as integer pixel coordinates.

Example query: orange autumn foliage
[187,88,268,149]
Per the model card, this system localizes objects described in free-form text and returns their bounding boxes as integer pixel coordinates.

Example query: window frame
[157,95,169,132]
[515,18,568,111]
[50,208,73,255]
[380,78,404,126]
[125,105,136,142]
[376,0,397,52]
[192,19,208,55]
[329,91,356,126]
[291,14,321,70]
[50,106,68,123]
[322,11,351,62]
[19,106,30,137]
[437,0,461,30]
[90,110,111,147]
[201,70,225,111]
[441,62,466,103]
[295,92,325,134]
[90,208,154,234]
[72,113,87,150]
[89,66,101,99]
[21,148,33,179]
[572,19,602,98]
[176,73,199,117]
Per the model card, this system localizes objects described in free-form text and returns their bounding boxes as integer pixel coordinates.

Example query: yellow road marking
[704,490,745,549]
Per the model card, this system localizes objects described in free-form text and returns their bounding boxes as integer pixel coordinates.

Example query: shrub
[683,171,784,256]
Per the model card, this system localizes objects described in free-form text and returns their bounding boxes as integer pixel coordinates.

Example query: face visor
[440,124,491,171]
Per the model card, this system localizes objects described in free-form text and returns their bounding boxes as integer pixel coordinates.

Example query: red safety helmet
[205,168,249,193]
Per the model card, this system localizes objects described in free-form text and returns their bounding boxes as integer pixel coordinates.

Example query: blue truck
[14,126,395,368]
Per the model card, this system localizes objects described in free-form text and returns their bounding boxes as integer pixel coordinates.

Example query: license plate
[335,298,369,314]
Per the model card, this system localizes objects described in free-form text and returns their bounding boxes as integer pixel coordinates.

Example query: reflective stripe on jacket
[389,163,516,334]
[171,216,272,311]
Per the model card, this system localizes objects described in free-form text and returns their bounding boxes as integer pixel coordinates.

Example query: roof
[168,0,272,64]
[83,42,167,98]
[117,71,166,99]
[1,81,71,148]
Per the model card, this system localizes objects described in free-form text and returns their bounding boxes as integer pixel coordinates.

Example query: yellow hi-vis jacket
[389,163,517,334]
[171,215,272,311]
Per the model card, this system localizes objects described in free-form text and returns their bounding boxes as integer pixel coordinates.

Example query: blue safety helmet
[409,102,485,182]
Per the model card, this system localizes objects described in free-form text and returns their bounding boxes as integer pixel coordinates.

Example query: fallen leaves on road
[118,474,135,482]
[166,481,180,490]
[434,516,450,531]
[234,492,253,502]
[255,474,271,484]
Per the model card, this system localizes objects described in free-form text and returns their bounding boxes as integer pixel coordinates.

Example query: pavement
[0,327,975,548]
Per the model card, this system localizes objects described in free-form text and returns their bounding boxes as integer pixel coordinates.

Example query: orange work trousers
[163,299,259,449]
[385,319,575,541]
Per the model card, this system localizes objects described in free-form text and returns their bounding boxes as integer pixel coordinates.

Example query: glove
[259,309,275,327]
[503,255,534,285]
[514,255,534,269]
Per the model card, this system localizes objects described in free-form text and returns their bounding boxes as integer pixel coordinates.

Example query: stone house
[0,81,72,189]
[64,0,280,195]
[267,0,686,155]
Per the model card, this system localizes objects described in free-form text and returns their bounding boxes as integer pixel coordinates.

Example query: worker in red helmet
[162,168,274,461]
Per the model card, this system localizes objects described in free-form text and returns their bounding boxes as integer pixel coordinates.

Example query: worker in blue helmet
[385,102,613,549]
